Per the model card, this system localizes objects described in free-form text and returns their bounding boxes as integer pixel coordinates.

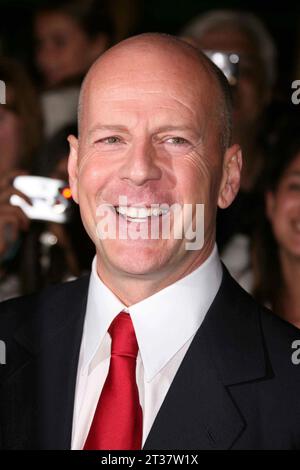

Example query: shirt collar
[82,244,223,381]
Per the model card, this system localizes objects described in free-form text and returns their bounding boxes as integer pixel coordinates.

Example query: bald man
[0,34,300,450]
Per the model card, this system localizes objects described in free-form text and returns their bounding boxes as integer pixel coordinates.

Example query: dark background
[0,0,300,97]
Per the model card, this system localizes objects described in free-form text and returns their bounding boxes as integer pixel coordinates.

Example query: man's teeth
[116,206,169,219]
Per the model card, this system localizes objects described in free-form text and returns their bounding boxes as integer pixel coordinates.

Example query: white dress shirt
[71,244,223,449]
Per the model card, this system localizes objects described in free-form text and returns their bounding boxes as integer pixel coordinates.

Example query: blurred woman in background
[34,0,113,88]
[33,0,114,137]
[0,58,94,301]
[0,57,43,299]
[253,112,300,329]
[0,57,42,174]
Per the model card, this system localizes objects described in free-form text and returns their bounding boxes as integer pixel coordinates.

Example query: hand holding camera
[0,172,72,260]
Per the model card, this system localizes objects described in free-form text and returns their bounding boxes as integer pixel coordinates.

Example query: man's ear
[218,144,242,209]
[67,134,79,204]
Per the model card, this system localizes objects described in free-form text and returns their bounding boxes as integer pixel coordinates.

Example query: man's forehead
[85,71,204,102]
[86,57,209,104]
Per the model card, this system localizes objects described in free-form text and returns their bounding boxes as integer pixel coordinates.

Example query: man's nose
[118,141,162,186]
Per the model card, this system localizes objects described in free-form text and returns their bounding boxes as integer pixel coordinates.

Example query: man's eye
[165,137,189,145]
[97,136,121,144]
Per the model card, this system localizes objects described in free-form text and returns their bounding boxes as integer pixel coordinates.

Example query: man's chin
[101,241,173,276]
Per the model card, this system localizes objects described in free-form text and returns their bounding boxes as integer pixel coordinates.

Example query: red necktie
[83,311,143,450]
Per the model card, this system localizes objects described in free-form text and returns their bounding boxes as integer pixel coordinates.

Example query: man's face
[69,44,239,280]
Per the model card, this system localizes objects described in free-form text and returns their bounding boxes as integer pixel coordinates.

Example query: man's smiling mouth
[115,205,170,222]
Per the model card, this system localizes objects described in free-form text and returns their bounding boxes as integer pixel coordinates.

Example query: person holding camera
[0,59,94,300]
[0,58,42,300]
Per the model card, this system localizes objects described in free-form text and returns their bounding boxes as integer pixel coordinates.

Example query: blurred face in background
[35,11,105,87]
[266,153,300,260]
[50,156,69,182]
[0,88,24,173]
[196,27,270,143]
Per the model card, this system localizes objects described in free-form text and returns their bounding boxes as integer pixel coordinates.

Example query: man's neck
[95,240,216,306]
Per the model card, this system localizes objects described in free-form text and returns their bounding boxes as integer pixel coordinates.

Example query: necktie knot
[108,311,139,359]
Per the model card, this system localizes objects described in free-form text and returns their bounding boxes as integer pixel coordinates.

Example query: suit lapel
[143,266,267,450]
[142,322,245,449]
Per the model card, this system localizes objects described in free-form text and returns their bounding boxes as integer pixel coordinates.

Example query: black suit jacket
[0,265,300,450]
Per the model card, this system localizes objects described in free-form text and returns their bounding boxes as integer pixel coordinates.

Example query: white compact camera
[10,175,72,224]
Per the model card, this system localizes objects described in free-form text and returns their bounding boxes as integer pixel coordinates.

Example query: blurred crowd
[0,1,300,329]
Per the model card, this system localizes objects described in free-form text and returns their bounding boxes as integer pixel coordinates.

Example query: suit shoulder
[259,304,300,363]
[221,268,300,371]
[0,274,90,335]
[230,274,300,368]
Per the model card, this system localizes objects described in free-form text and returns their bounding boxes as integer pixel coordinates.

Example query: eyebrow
[88,125,129,137]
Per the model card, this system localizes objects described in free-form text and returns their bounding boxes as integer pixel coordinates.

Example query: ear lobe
[67,135,79,204]
[218,144,242,209]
